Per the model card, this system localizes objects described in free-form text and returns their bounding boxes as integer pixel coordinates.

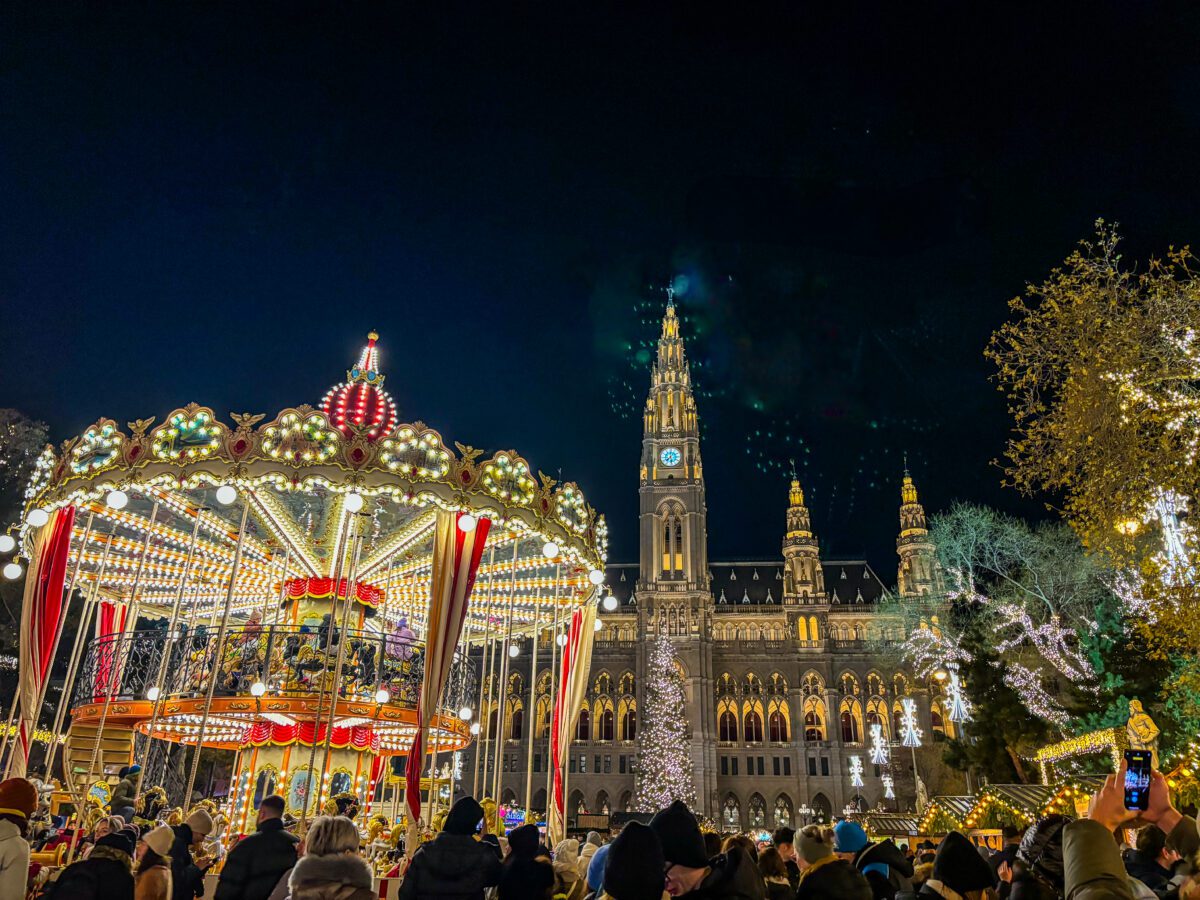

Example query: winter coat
[49,846,135,900]
[857,839,916,900]
[110,776,137,817]
[1063,819,1136,900]
[397,831,503,900]
[578,842,597,880]
[763,875,792,900]
[1122,853,1172,894]
[0,819,31,900]
[689,847,766,900]
[214,818,300,900]
[169,825,209,900]
[288,852,375,900]
[135,864,173,900]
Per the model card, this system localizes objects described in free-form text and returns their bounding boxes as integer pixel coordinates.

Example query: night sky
[4,4,1199,571]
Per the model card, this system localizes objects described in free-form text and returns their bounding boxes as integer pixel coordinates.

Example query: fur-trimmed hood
[289,852,374,893]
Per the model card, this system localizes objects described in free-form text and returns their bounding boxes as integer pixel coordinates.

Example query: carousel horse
[134,786,170,828]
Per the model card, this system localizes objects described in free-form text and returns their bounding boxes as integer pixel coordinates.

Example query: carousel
[0,333,607,847]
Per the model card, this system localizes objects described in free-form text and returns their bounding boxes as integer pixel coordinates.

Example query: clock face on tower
[659,447,682,467]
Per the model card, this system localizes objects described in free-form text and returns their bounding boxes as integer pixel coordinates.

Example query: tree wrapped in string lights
[633,629,696,812]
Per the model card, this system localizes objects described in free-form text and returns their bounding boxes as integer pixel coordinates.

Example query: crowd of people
[2,761,1200,900]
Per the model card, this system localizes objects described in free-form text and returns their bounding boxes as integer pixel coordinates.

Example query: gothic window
[743,706,764,743]
[801,672,824,696]
[892,703,905,738]
[866,698,889,738]
[797,617,809,641]
[867,672,885,698]
[619,672,635,695]
[748,794,766,828]
[717,673,736,698]
[893,673,909,697]
[809,616,820,640]
[597,703,615,742]
[619,699,637,741]
[575,708,590,742]
[931,701,953,739]
[718,699,739,742]
[767,673,787,696]
[839,672,860,697]
[839,697,863,743]
[723,796,741,830]
[535,695,552,739]
[743,673,762,696]
[767,698,789,743]
[595,672,613,695]
[508,703,524,740]
[854,623,865,640]
[803,701,826,742]
[774,795,793,828]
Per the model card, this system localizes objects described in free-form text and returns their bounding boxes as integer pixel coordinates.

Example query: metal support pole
[491,542,519,805]
[544,567,562,807]
[522,590,541,813]
[471,547,497,797]
[183,500,250,806]
[318,518,365,789]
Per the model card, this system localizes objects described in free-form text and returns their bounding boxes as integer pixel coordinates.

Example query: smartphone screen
[1124,750,1152,811]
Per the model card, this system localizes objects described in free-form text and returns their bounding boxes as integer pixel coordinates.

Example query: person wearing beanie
[834,821,870,859]
[649,799,762,898]
[136,825,175,900]
[855,837,915,900]
[498,823,554,900]
[214,795,299,900]
[601,821,666,900]
[111,764,142,823]
[0,777,37,900]
[578,830,602,879]
[797,824,835,869]
[918,832,997,900]
[51,831,137,900]
[398,795,501,900]
[169,807,215,900]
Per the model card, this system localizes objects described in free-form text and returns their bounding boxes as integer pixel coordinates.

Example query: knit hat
[117,765,141,779]
[142,824,173,857]
[933,831,995,893]
[443,797,484,836]
[833,820,869,854]
[798,829,835,864]
[648,799,708,869]
[604,821,666,900]
[586,830,602,847]
[587,842,611,891]
[97,830,136,857]
[554,838,579,866]
[0,778,38,819]
[507,823,540,858]
[186,808,214,836]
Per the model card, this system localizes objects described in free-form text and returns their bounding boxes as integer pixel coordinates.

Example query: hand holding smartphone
[1124,750,1152,811]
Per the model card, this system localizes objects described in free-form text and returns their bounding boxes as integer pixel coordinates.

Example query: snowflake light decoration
[900,698,922,748]
[869,722,889,765]
[945,668,971,723]
[882,773,895,799]
[849,755,864,788]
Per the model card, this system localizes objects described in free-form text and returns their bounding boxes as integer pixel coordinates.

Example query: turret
[782,475,824,601]
[896,468,941,597]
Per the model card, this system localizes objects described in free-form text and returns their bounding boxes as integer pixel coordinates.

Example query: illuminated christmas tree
[634,629,697,812]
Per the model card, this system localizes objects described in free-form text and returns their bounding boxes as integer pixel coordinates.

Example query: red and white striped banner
[14,505,75,777]
[548,601,596,845]
[404,511,490,829]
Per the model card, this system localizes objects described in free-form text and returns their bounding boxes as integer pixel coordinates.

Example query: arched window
[798,617,809,641]
[803,696,826,741]
[509,706,524,740]
[801,672,824,696]
[719,707,739,743]
[535,696,552,739]
[866,698,889,738]
[892,703,905,738]
[619,672,635,695]
[595,672,613,695]
[575,707,590,742]
[867,672,885,698]
[839,672,860,696]
[748,794,766,828]
[809,616,820,639]
[620,702,637,741]
[597,790,611,816]
[769,707,789,743]
[767,673,788,696]
[774,795,793,827]
[599,706,615,742]
[744,708,764,744]
[839,697,863,744]
[743,673,762,696]
[723,796,740,831]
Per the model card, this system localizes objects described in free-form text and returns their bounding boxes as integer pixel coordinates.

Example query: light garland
[633,629,697,812]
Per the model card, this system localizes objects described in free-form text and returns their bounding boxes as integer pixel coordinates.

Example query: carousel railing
[71,623,476,715]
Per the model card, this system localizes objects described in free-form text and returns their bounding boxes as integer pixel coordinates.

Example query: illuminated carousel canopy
[8,334,608,764]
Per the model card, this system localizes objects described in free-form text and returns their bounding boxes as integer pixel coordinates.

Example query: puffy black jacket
[213,818,300,900]
[691,847,766,900]
[397,832,503,900]
[48,849,135,900]
[856,839,916,900]
[169,825,208,900]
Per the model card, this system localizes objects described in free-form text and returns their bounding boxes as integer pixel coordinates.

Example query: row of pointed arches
[479,670,638,743]
[714,669,957,744]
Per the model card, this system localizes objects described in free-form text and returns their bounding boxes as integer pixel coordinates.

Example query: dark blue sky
[4,3,1199,570]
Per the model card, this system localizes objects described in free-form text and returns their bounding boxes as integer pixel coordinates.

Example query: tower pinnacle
[782,476,823,601]
[897,469,940,597]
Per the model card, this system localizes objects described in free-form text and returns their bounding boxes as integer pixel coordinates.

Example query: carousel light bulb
[470,722,482,735]
[594,619,603,632]
[0,535,14,553]
[557,633,568,647]
[459,706,473,720]
[26,508,49,528]
[250,681,267,697]
[3,562,22,580]
[508,643,520,658]
[602,593,618,612]
[105,489,129,510]
[542,541,559,558]
[458,513,477,532]
[215,485,238,505]
[588,569,605,585]
[146,686,161,701]
[344,492,364,513]
[374,688,391,703]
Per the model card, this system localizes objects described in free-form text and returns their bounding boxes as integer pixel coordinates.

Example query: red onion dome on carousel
[0,332,608,845]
